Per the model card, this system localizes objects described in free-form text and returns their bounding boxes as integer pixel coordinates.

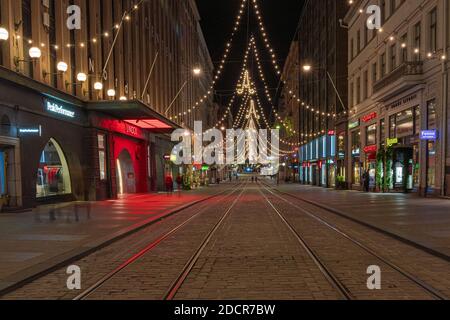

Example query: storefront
[349,120,361,189]
[0,71,179,211]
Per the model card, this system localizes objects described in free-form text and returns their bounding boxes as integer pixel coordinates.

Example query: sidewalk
[0,184,229,292]
[274,182,450,259]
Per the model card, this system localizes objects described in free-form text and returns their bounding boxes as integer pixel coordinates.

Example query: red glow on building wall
[112,135,148,193]
[124,119,172,130]
[99,119,144,139]
[364,145,378,153]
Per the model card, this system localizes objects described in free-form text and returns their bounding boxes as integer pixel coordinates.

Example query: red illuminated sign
[364,145,377,153]
[328,130,335,136]
[362,112,377,123]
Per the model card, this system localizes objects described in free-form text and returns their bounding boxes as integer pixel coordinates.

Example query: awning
[87,100,181,132]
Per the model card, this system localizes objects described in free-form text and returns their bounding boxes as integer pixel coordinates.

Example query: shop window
[427,100,437,190]
[395,108,414,138]
[98,134,107,181]
[366,124,377,146]
[351,130,361,156]
[36,139,72,198]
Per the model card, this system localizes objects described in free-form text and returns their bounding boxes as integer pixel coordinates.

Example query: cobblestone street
[1,180,449,300]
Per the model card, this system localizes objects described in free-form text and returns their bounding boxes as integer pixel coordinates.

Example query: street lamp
[94,81,103,91]
[57,61,68,72]
[28,47,42,59]
[107,89,116,98]
[76,72,87,82]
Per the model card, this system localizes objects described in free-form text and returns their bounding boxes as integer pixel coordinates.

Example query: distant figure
[255,176,258,183]
[363,170,370,192]
[216,177,220,184]
[229,173,232,182]
[251,176,254,183]
[165,175,174,194]
[176,175,183,193]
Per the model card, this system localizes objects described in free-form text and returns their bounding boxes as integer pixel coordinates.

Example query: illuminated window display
[36,139,72,198]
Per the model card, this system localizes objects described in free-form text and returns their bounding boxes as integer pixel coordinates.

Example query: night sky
[196,0,304,116]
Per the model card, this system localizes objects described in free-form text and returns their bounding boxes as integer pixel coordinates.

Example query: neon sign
[364,145,377,153]
[420,130,438,140]
[46,101,75,118]
[19,126,42,136]
[362,112,377,123]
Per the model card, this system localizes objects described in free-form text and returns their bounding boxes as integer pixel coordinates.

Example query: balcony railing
[373,61,423,94]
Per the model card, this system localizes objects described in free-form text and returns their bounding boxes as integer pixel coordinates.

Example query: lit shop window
[36,139,72,198]
[98,134,107,181]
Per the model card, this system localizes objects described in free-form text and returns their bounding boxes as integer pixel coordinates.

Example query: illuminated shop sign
[46,101,75,118]
[386,138,398,147]
[348,120,360,130]
[328,130,335,136]
[364,145,377,153]
[18,126,42,136]
[420,130,438,140]
[362,112,377,123]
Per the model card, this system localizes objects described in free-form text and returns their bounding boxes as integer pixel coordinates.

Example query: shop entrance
[36,139,72,198]
[116,149,136,195]
[392,147,414,192]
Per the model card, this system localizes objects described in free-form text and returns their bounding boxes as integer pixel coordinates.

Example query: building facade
[296,0,349,188]
[0,0,214,211]
[344,0,449,196]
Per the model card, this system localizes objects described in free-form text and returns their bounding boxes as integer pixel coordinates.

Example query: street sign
[386,138,398,147]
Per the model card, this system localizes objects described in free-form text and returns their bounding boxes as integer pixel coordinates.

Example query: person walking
[165,175,174,195]
[363,170,370,192]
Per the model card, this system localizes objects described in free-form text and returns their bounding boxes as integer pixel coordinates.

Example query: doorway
[116,149,136,195]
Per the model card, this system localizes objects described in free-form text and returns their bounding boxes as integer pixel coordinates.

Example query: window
[429,8,437,52]
[380,53,386,77]
[356,77,361,104]
[427,99,437,129]
[372,62,378,84]
[36,139,72,198]
[390,44,397,71]
[350,82,354,107]
[366,124,377,146]
[357,30,361,53]
[363,70,368,99]
[22,0,33,77]
[49,0,57,87]
[414,22,421,60]
[401,33,408,63]
[390,0,396,16]
[98,134,107,181]
[350,38,354,60]
[381,0,386,24]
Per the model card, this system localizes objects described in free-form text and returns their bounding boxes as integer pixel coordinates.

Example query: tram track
[74,182,248,300]
[259,182,448,300]
[0,182,244,299]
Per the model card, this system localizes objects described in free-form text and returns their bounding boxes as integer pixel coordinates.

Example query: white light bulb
[94,82,103,90]
[29,47,42,59]
[56,61,68,72]
[107,89,116,97]
[77,72,87,82]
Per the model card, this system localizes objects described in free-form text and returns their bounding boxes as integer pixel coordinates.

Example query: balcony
[372,61,425,102]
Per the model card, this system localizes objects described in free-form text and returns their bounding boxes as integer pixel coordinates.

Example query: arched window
[1,115,11,136]
[36,138,72,198]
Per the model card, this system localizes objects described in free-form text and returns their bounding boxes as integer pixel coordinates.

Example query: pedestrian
[255,176,258,183]
[363,170,370,192]
[251,176,254,183]
[165,175,174,195]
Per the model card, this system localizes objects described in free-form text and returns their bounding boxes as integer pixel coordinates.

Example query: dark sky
[196,0,304,114]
